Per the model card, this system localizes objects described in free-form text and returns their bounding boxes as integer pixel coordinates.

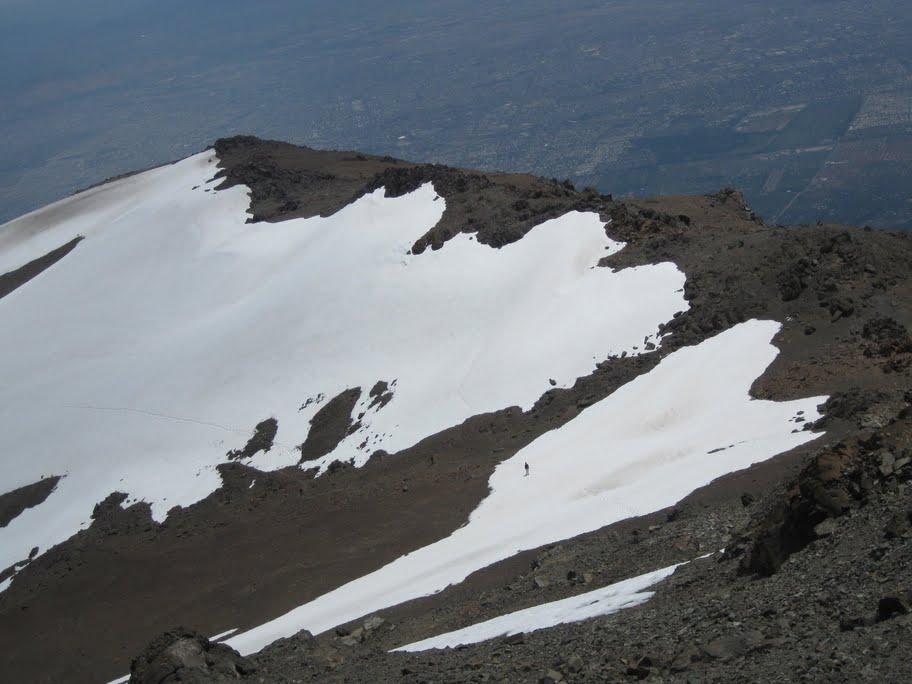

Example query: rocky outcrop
[0,475,61,527]
[0,237,83,301]
[227,418,278,461]
[212,135,612,256]
[130,628,254,683]
[731,399,912,576]
[298,387,361,463]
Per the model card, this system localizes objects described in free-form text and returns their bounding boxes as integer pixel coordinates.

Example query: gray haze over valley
[2,0,911,227]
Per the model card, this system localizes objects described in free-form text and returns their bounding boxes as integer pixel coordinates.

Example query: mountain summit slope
[0,150,686,576]
[0,137,910,683]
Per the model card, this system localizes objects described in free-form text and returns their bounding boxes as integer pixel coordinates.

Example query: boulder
[129,628,254,683]
[363,615,386,631]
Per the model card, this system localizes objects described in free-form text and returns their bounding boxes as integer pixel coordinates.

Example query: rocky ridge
[0,136,910,683]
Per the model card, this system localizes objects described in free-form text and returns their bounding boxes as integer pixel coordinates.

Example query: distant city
[2,0,910,227]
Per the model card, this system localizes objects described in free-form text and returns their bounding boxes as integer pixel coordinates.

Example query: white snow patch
[225,320,826,655]
[210,627,239,642]
[394,561,685,652]
[0,152,686,580]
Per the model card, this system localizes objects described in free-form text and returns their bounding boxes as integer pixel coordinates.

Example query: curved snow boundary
[0,152,686,579]
[225,320,826,655]
[393,559,691,652]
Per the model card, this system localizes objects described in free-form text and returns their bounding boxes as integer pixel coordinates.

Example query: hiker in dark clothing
[524,462,530,477]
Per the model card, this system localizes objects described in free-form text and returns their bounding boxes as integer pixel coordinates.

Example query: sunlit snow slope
[226,320,825,654]
[0,152,688,577]
[394,560,688,652]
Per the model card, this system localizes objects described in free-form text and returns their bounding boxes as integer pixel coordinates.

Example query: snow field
[0,152,686,580]
[393,560,689,652]
[225,320,825,654]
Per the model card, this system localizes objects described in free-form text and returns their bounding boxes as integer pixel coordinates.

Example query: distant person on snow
[524,462,530,477]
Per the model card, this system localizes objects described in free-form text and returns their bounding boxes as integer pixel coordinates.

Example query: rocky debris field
[143,403,912,683]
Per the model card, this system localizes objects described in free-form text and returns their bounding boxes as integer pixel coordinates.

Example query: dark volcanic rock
[733,442,860,576]
[367,162,608,254]
[0,475,61,527]
[862,316,912,358]
[213,135,612,255]
[733,405,912,577]
[813,389,883,428]
[776,257,815,301]
[0,236,83,301]
[367,380,394,411]
[91,491,155,536]
[298,387,362,463]
[227,418,278,461]
[130,628,254,683]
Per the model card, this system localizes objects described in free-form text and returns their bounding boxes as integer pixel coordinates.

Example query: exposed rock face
[367,381,394,412]
[130,628,254,683]
[211,135,609,255]
[227,418,278,461]
[862,317,912,368]
[298,387,362,463]
[732,401,912,576]
[0,475,60,528]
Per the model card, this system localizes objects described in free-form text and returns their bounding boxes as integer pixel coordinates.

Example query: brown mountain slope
[0,137,910,683]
